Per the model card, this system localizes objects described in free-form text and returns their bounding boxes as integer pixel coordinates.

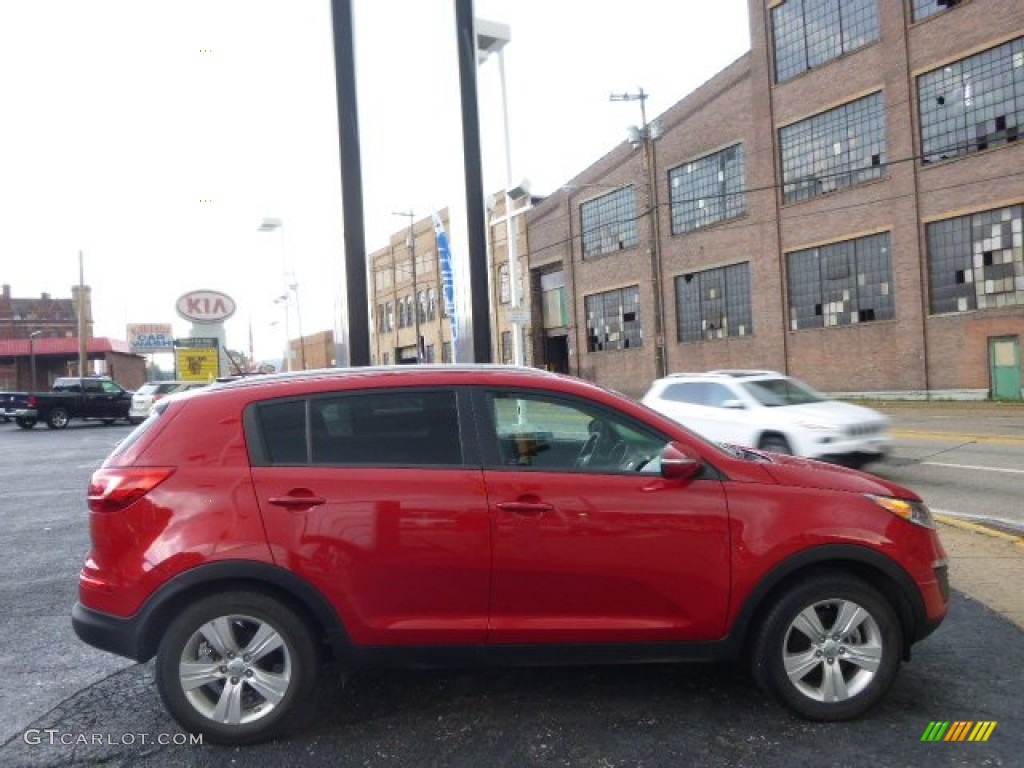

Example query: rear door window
[248,389,464,467]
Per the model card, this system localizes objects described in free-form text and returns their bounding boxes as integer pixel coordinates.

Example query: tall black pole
[454,0,493,363]
[330,0,370,366]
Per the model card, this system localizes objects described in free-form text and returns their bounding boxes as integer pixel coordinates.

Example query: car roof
[202,365,567,397]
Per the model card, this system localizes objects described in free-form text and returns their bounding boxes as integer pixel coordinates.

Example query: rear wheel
[16,416,36,430]
[752,573,902,721]
[46,407,70,429]
[155,591,320,745]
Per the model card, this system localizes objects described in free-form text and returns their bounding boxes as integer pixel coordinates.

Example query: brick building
[526,0,1024,400]
[368,199,537,367]
[289,329,337,371]
[0,283,144,389]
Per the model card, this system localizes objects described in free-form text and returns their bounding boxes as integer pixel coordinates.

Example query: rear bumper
[72,602,148,662]
[13,409,38,420]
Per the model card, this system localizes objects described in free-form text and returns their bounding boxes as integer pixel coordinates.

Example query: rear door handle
[268,493,327,509]
[496,501,553,515]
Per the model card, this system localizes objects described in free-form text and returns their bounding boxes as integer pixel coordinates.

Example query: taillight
[28,395,37,407]
[88,467,175,513]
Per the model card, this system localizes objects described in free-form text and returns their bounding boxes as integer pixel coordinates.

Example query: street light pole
[610,88,667,379]
[477,18,525,366]
[258,217,306,370]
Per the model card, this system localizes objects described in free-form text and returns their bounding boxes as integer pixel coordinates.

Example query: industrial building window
[500,331,513,364]
[675,263,753,342]
[499,263,511,304]
[911,0,962,22]
[427,288,437,321]
[580,187,639,259]
[585,286,642,352]
[779,92,886,203]
[771,0,879,83]
[926,204,1024,314]
[442,341,452,363]
[918,38,1024,165]
[787,232,894,330]
[669,144,746,234]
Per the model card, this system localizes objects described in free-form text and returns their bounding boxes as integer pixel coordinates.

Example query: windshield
[741,377,826,407]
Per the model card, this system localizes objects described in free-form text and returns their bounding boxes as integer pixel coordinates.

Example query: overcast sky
[0,0,750,362]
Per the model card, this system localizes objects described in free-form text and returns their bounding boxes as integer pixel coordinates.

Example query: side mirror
[721,399,745,409]
[660,442,703,481]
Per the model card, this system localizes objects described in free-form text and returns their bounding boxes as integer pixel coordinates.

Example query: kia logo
[176,290,236,323]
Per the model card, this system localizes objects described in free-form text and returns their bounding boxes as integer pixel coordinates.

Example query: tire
[155,591,320,745]
[751,573,903,721]
[46,407,70,429]
[16,417,36,430]
[758,434,792,455]
[102,418,116,425]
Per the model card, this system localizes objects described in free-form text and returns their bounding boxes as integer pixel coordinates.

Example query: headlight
[865,494,937,529]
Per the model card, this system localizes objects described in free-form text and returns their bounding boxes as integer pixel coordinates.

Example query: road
[872,402,1024,534]
[0,413,1020,766]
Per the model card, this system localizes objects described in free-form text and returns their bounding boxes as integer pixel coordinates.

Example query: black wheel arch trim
[74,560,351,663]
[727,543,930,656]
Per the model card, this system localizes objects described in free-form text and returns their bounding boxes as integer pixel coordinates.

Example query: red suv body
[73,366,949,744]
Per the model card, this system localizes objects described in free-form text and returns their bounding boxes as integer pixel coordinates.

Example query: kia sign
[127,323,174,352]
[176,290,236,324]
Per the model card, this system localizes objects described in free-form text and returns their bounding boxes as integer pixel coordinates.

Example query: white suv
[641,370,891,467]
[129,381,207,423]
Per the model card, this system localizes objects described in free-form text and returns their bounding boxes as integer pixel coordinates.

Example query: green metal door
[989,336,1022,401]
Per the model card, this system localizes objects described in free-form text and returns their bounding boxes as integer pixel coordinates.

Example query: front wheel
[751,573,903,721]
[758,434,792,455]
[46,407,70,429]
[155,591,320,745]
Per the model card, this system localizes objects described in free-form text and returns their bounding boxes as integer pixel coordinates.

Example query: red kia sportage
[73,366,949,744]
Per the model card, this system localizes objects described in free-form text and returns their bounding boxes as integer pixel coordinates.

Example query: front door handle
[496,500,553,515]
[268,492,326,510]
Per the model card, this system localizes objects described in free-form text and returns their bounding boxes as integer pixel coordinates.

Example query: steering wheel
[574,432,600,468]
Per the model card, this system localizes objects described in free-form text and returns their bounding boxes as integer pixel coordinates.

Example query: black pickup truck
[1,391,28,422]
[13,377,134,430]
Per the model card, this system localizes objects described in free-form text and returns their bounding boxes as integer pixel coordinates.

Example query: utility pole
[393,211,421,362]
[610,88,667,379]
[77,250,88,377]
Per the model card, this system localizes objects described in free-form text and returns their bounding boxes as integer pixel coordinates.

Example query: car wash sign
[176,290,236,324]
[127,323,174,353]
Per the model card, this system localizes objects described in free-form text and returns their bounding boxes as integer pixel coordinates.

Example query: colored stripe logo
[921,721,997,742]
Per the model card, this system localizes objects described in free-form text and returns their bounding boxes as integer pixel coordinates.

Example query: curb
[935,513,1024,550]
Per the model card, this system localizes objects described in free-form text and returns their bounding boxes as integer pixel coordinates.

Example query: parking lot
[0,415,1020,767]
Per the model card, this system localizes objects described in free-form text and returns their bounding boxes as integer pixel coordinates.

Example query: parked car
[642,370,891,467]
[73,366,948,745]
[129,381,208,423]
[1,390,28,422]
[13,376,134,429]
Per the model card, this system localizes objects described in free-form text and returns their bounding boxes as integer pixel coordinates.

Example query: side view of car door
[473,388,732,646]
[248,387,492,647]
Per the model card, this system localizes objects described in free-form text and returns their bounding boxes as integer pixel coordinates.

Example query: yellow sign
[175,347,218,382]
